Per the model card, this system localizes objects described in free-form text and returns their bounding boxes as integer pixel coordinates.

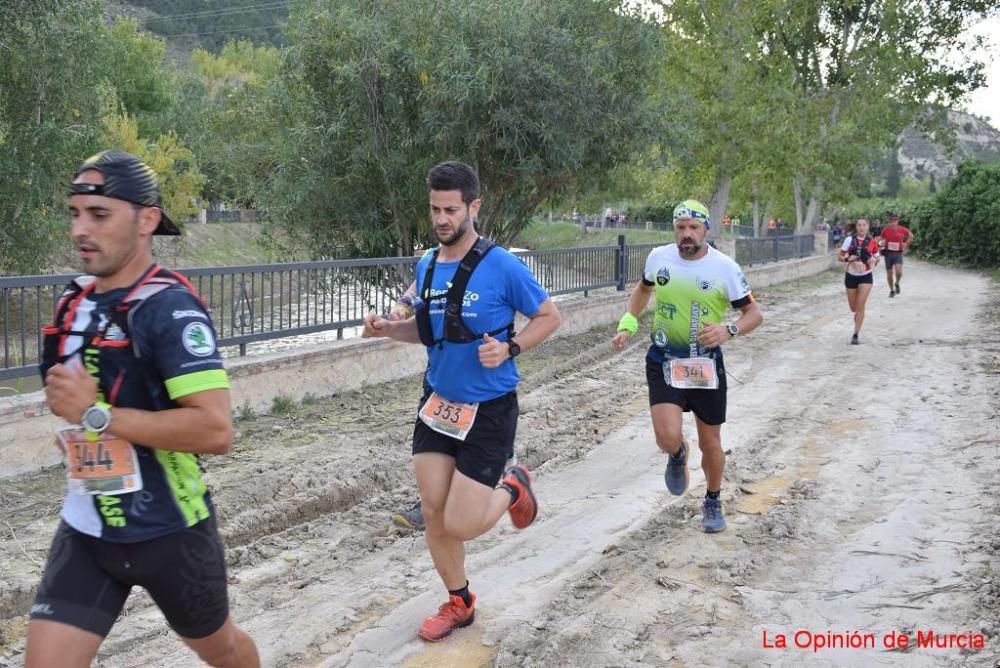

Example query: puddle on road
[401,626,496,668]
[735,436,832,515]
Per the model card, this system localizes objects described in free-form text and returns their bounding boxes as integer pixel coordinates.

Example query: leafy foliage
[263,0,663,258]
[0,1,109,274]
[908,161,1000,267]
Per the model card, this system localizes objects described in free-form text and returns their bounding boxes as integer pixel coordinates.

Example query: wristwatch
[726,323,740,338]
[506,339,522,358]
[81,401,112,434]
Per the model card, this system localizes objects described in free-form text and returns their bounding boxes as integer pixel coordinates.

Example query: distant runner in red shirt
[878,212,913,298]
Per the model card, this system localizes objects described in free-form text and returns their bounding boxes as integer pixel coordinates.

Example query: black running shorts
[30,516,230,639]
[883,252,903,270]
[645,357,727,425]
[412,390,518,487]
[844,272,873,289]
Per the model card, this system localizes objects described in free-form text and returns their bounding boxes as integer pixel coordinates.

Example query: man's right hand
[362,312,391,338]
[612,331,632,351]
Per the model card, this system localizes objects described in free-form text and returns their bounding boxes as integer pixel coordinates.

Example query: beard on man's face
[437,216,473,246]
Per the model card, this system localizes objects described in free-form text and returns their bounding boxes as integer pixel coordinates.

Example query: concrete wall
[0,249,836,480]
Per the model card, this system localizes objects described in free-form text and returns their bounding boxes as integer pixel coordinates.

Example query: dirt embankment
[1,260,997,667]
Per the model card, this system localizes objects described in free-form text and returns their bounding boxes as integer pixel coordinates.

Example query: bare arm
[105,389,233,455]
[479,299,561,368]
[45,361,233,455]
[362,312,422,344]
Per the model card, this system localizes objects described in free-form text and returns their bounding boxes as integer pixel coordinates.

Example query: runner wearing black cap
[26,150,260,667]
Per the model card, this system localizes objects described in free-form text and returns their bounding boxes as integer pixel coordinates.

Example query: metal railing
[1,236,808,383]
[735,234,815,266]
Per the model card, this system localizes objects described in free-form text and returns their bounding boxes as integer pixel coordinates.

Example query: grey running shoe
[889,289,895,298]
[895,283,901,295]
[664,440,689,496]
[851,333,859,345]
[702,497,726,533]
[392,500,425,531]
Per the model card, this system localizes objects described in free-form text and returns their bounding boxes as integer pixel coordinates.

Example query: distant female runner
[839,218,880,345]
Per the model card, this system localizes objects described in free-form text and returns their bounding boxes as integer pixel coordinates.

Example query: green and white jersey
[642,244,754,362]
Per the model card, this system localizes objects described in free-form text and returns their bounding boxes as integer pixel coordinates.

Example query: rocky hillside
[898,109,1000,178]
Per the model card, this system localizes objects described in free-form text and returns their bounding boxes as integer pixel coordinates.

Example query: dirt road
[1,259,998,667]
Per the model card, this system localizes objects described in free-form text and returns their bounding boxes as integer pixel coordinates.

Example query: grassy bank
[513,220,671,249]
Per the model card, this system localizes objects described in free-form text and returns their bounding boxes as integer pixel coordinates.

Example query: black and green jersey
[41,270,229,543]
[642,244,754,363]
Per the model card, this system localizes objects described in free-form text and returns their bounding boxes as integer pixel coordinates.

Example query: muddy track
[1,262,997,667]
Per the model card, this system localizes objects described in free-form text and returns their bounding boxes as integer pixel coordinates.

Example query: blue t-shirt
[416,244,548,402]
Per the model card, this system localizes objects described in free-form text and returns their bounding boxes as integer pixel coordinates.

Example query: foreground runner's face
[673,218,707,257]
[855,220,869,236]
[69,170,146,279]
[430,189,481,247]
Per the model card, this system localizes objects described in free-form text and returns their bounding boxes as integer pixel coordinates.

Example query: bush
[625,202,675,223]
[909,161,1000,268]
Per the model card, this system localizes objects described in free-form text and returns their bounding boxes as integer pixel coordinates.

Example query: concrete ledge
[0,253,836,480]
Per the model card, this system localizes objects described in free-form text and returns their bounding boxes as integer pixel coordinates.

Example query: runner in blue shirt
[362,161,561,642]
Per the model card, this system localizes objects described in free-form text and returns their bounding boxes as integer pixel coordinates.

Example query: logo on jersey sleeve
[739,273,751,292]
[182,322,216,357]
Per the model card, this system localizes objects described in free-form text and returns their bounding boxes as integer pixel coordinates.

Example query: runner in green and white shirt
[612,199,763,533]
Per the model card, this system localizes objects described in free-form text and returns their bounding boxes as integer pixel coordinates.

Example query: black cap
[70,150,180,235]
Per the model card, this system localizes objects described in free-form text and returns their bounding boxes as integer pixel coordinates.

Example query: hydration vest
[40,265,206,390]
[415,237,514,348]
[846,234,875,264]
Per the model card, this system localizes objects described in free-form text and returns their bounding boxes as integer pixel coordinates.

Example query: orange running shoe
[501,464,538,529]
[418,593,476,642]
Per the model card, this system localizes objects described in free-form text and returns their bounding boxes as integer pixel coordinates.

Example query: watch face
[85,407,109,430]
[508,341,521,357]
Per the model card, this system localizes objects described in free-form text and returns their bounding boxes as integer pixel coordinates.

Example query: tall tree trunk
[793,178,805,230]
[803,196,821,233]
[758,199,772,238]
[707,174,733,237]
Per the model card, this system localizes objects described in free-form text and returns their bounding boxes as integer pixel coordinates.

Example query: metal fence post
[616,235,627,291]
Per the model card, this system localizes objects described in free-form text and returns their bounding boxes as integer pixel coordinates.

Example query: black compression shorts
[30,516,230,639]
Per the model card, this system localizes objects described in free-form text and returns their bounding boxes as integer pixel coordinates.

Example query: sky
[961,14,999,126]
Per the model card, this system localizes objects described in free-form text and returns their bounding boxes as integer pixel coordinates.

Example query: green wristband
[617,313,638,334]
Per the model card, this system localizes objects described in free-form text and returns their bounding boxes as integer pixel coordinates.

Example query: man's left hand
[478,333,510,369]
[697,323,730,349]
[45,360,98,423]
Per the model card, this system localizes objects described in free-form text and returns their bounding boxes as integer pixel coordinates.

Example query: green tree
[100,106,206,225]
[263,0,662,258]
[0,0,109,274]
[884,147,902,198]
[760,0,993,232]
[171,41,283,207]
